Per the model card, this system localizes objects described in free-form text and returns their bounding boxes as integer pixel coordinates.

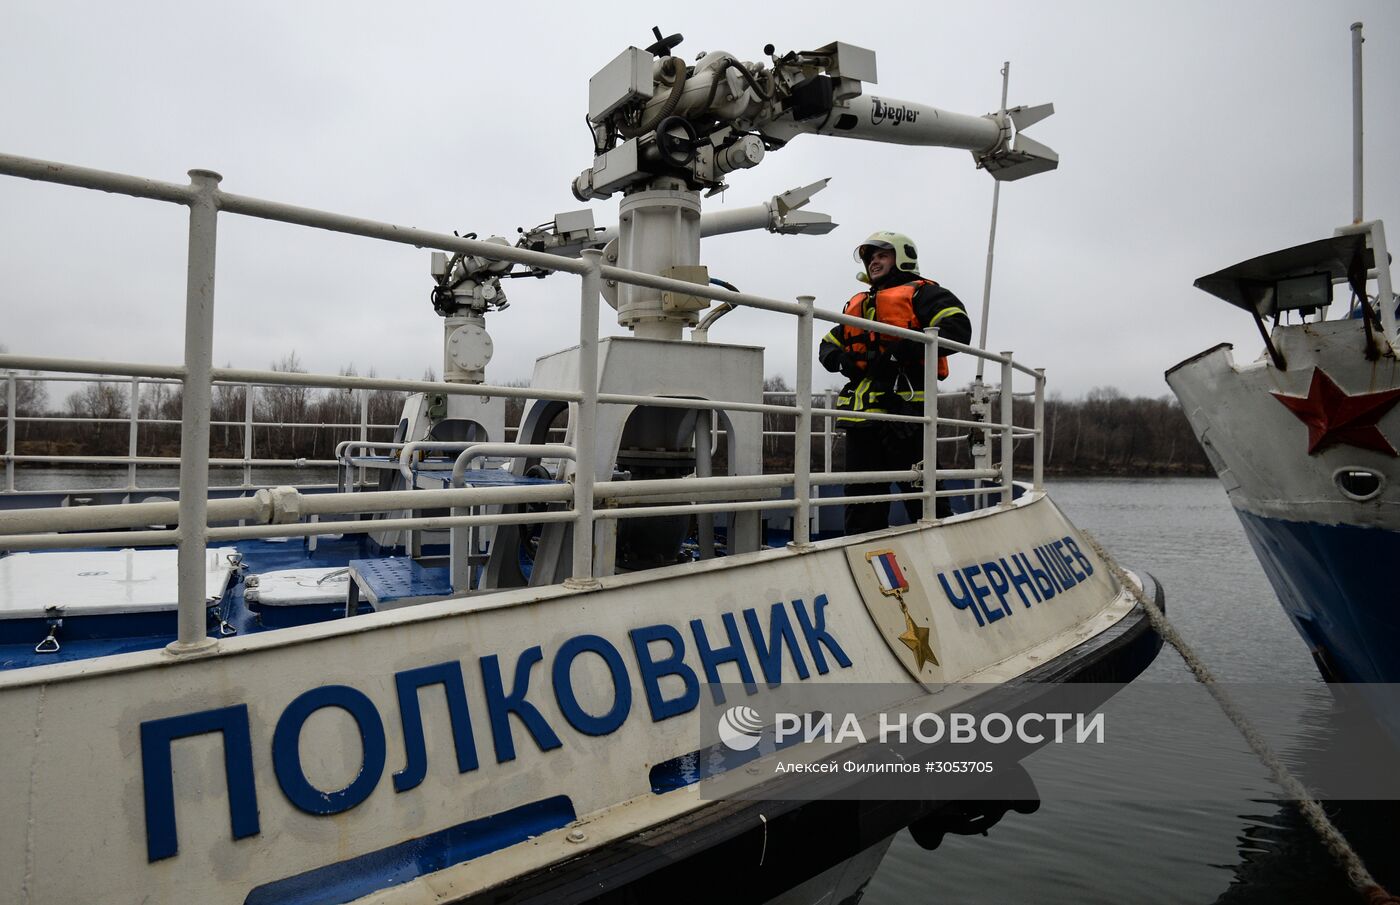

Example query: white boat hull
[0,491,1155,905]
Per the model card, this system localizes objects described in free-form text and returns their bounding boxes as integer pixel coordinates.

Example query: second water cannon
[430,238,512,383]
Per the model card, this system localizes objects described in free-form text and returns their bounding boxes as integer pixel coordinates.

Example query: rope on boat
[1083,533,1399,905]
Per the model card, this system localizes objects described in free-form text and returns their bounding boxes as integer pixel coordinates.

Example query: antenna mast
[1351,22,1364,224]
[976,62,1012,380]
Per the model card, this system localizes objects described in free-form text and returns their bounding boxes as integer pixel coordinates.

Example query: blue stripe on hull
[243,795,576,905]
[1235,510,1400,685]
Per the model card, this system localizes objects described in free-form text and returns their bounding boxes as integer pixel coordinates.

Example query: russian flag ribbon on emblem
[868,550,909,596]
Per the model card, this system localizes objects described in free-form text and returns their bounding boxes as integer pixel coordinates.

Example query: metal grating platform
[347,557,453,610]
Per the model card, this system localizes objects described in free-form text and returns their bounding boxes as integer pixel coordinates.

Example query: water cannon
[568,31,1059,340]
[421,175,834,363]
[522,178,836,258]
[429,237,513,383]
[573,34,1057,202]
[706,177,838,237]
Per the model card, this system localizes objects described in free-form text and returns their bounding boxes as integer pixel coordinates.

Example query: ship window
[1275,272,1332,313]
[1334,468,1384,501]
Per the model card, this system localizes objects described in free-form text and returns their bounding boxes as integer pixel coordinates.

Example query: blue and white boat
[1166,25,1400,708]
[0,31,1161,905]
[1167,221,1398,688]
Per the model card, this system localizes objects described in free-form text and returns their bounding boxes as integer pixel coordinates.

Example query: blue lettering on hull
[138,593,854,865]
[935,535,1095,629]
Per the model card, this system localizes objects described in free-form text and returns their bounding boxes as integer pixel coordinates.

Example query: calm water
[865,478,1399,905]
[9,471,1395,901]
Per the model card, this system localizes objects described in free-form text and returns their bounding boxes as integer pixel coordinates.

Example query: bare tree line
[1,352,408,461]
[761,378,1211,476]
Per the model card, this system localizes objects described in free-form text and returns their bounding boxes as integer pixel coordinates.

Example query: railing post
[127,375,141,493]
[1034,367,1046,491]
[921,327,940,521]
[171,169,222,654]
[242,382,254,491]
[790,295,815,548]
[358,387,369,489]
[1000,353,1014,505]
[567,249,603,588]
[4,372,15,493]
[823,390,834,473]
[695,408,714,558]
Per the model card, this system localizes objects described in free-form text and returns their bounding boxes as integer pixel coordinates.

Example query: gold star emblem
[897,608,937,671]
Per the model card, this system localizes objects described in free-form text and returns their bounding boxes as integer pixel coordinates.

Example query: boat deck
[0,536,376,669]
[0,476,1020,671]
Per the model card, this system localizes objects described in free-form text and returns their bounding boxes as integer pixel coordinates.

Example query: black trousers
[841,421,949,535]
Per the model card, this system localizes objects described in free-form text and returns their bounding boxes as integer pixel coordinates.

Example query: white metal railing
[0,380,976,491]
[757,388,982,469]
[0,371,399,495]
[0,151,1047,653]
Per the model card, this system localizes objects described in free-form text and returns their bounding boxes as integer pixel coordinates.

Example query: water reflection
[863,479,1399,905]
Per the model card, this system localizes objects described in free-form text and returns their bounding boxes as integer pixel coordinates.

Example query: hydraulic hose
[700,57,773,115]
[692,278,739,342]
[620,56,688,138]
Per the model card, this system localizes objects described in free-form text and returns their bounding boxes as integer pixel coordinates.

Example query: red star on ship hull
[1271,368,1400,456]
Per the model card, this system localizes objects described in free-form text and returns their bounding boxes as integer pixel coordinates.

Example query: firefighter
[819,230,972,533]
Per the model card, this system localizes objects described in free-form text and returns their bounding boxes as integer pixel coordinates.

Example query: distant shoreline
[5,376,1214,480]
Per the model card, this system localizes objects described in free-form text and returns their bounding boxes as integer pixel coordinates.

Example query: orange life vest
[840,281,950,380]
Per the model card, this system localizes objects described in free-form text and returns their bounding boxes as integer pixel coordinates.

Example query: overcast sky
[2,1,1397,400]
